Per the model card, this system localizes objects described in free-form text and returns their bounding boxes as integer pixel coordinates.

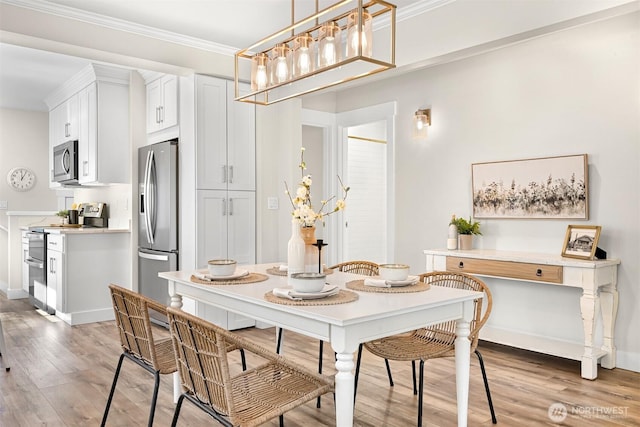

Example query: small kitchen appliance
[79,202,108,228]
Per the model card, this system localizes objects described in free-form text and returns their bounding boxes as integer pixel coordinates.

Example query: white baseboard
[616,350,640,373]
[481,325,640,374]
[7,289,29,300]
[55,308,114,326]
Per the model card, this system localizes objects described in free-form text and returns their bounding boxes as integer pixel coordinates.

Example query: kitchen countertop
[45,227,130,234]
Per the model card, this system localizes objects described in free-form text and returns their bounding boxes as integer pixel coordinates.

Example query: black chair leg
[240,349,247,371]
[279,414,284,427]
[417,359,425,427]
[101,353,126,427]
[170,394,186,427]
[475,349,497,424]
[384,358,394,387]
[317,340,324,408]
[354,343,364,401]
[276,327,283,354]
[147,371,161,427]
[412,360,417,395]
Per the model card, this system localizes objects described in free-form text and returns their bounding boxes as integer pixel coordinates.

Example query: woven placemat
[264,289,358,306]
[346,279,431,293]
[190,272,269,285]
[266,267,334,277]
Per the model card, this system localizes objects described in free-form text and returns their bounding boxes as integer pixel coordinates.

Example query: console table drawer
[446,257,563,283]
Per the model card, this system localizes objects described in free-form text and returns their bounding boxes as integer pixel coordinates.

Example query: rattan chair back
[109,284,176,374]
[330,260,379,276]
[419,271,492,354]
[167,307,333,427]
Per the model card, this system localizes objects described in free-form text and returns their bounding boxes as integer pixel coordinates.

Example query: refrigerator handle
[144,150,154,245]
[148,149,157,245]
[139,251,169,262]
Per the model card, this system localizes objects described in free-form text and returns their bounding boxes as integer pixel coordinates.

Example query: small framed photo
[561,225,601,260]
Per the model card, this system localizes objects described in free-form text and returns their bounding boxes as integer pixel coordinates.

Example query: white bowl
[379,264,410,281]
[289,272,326,293]
[208,259,237,276]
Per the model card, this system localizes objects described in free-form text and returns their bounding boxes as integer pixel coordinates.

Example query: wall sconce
[413,108,431,138]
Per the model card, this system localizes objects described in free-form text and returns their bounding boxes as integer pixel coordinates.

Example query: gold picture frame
[561,225,601,260]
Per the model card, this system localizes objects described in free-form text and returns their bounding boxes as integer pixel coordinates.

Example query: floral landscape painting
[472,154,588,219]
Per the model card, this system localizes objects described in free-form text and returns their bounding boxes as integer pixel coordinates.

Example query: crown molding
[2,0,446,56]
[1,0,238,56]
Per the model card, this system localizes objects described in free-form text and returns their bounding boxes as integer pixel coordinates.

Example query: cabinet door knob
[459,261,464,269]
[536,269,542,277]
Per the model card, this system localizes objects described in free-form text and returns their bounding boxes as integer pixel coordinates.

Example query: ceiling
[0,0,636,112]
[0,0,425,111]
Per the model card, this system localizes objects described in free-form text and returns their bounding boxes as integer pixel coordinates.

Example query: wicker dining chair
[354,271,497,427]
[276,260,379,408]
[167,306,334,427]
[102,284,247,427]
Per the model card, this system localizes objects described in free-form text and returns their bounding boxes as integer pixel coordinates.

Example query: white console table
[424,249,620,380]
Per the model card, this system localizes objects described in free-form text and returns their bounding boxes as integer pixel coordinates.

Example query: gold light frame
[235,0,396,105]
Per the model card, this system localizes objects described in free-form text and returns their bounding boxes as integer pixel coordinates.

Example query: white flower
[285,147,349,227]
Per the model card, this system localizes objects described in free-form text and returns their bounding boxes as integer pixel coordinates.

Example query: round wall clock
[7,167,36,191]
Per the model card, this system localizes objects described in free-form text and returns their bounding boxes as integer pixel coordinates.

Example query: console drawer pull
[536,269,542,277]
[459,261,464,269]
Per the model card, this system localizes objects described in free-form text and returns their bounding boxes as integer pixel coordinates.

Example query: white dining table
[159,264,483,427]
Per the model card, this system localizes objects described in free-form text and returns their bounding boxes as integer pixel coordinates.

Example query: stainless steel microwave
[52,140,79,184]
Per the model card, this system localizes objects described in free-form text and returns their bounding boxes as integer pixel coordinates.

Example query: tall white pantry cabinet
[195,75,256,330]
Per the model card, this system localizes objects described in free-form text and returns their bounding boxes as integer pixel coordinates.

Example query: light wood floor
[0,294,637,426]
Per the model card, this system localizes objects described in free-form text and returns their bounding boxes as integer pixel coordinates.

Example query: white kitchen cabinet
[196,190,255,267]
[193,75,256,331]
[49,93,79,147]
[147,74,178,134]
[45,230,130,325]
[78,80,130,184]
[196,75,255,191]
[46,234,64,313]
[46,64,131,187]
[48,94,79,188]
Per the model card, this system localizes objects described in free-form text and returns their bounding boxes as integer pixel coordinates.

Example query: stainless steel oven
[52,140,79,184]
[25,229,54,314]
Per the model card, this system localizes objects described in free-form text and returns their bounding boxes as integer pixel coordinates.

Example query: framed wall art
[561,225,601,260]
[472,154,588,219]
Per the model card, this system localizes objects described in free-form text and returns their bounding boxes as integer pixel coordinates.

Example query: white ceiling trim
[2,0,450,57]
[2,0,238,55]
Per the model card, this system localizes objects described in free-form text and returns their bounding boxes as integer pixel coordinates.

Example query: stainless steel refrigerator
[138,139,178,325]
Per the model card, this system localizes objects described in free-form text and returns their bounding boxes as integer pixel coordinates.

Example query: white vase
[287,221,305,277]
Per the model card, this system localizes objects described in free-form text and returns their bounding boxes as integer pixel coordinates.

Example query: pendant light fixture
[235,0,396,105]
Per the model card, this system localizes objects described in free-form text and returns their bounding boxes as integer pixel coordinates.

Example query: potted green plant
[450,216,481,250]
[56,209,69,225]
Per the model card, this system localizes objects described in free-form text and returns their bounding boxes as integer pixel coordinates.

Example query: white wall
[0,108,58,287]
[322,12,639,371]
[0,108,58,222]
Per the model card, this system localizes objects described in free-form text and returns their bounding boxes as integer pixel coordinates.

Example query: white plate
[277,284,338,300]
[291,284,338,298]
[195,269,249,281]
[384,276,419,287]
